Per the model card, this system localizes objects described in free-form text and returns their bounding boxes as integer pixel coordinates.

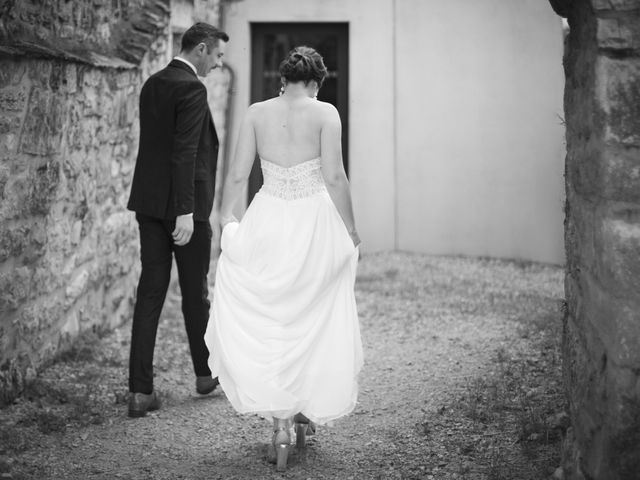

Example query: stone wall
[551,0,640,478]
[0,0,227,405]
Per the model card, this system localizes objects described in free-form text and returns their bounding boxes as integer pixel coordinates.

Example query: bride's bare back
[219,44,359,249]
[251,96,330,167]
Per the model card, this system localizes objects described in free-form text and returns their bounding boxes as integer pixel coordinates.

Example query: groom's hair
[180,22,229,53]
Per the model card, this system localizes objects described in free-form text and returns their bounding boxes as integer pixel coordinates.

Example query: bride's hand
[220,215,238,229]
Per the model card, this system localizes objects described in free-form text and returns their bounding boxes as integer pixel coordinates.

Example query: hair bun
[278,46,328,89]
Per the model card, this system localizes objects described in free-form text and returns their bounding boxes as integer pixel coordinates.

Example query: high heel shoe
[272,419,291,472]
[293,413,316,449]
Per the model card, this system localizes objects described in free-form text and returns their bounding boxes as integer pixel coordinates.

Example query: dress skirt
[204,186,363,424]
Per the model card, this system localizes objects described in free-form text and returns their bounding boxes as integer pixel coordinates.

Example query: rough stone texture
[597,15,640,51]
[592,0,640,11]
[555,0,640,478]
[0,0,172,66]
[0,0,228,405]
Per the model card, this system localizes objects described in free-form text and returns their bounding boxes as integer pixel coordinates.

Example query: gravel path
[0,252,564,479]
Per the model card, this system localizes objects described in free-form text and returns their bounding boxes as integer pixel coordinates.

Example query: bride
[204,45,363,472]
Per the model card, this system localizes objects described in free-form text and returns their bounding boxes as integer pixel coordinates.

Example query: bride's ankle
[273,417,290,429]
[272,419,290,446]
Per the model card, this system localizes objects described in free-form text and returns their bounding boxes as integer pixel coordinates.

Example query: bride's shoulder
[315,99,336,110]
[315,101,340,123]
[247,98,280,115]
[248,99,270,111]
[244,99,271,122]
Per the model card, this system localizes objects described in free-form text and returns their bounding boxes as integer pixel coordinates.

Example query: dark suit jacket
[127,60,219,221]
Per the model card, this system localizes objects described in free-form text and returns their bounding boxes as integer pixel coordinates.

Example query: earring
[279,85,284,96]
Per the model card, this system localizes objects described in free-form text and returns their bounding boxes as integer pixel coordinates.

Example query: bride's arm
[319,105,360,247]
[219,106,257,225]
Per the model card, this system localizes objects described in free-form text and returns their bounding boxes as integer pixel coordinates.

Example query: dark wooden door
[248,23,349,203]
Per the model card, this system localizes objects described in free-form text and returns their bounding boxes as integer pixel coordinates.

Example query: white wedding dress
[204,157,363,424]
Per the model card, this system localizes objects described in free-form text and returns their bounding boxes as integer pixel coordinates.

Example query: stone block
[0,115,23,136]
[59,311,80,337]
[0,60,27,88]
[110,159,120,177]
[0,87,28,112]
[600,364,640,478]
[592,0,640,10]
[26,62,53,89]
[16,299,61,340]
[18,87,65,156]
[48,61,78,94]
[562,313,607,458]
[0,218,47,264]
[0,170,30,221]
[0,133,19,160]
[63,104,85,153]
[579,270,640,368]
[594,209,640,296]
[604,363,640,425]
[563,188,597,273]
[77,289,105,328]
[30,265,59,298]
[102,211,131,234]
[70,220,82,246]
[561,427,588,480]
[565,137,604,198]
[65,64,78,94]
[597,15,640,51]
[596,57,640,147]
[0,222,29,263]
[27,160,60,215]
[0,267,32,313]
[599,145,640,202]
[23,221,47,263]
[106,282,127,309]
[87,261,108,286]
[0,163,8,198]
[0,354,30,406]
[562,310,640,478]
[65,269,90,301]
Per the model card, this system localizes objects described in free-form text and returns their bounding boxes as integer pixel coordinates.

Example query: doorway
[248,22,349,203]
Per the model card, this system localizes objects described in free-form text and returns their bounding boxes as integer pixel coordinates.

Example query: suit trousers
[129,213,213,394]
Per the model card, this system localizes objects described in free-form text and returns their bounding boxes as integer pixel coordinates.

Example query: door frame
[248,22,350,203]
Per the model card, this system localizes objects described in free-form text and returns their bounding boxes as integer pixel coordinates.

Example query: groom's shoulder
[146,63,198,84]
[142,65,170,87]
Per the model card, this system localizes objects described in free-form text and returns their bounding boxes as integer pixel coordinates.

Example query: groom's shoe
[128,391,160,418]
[196,376,219,395]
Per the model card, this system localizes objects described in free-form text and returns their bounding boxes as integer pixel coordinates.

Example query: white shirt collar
[174,56,198,76]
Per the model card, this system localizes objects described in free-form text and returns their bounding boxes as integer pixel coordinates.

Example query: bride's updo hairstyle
[279,46,328,88]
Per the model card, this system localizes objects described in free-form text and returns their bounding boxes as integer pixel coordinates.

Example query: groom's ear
[196,42,208,55]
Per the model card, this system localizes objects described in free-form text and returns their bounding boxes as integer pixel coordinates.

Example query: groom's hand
[173,214,194,246]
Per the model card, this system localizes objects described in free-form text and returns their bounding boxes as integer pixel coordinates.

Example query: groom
[126,23,229,417]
